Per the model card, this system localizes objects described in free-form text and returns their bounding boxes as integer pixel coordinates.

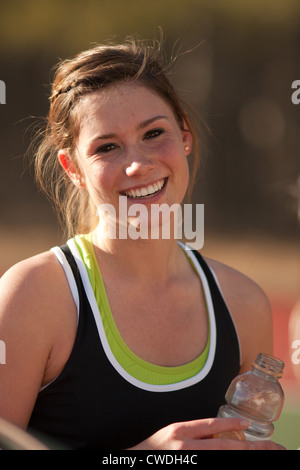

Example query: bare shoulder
[0,249,77,354]
[0,250,69,322]
[0,250,61,310]
[204,256,273,371]
[1,249,61,287]
[0,250,77,427]
[204,256,271,310]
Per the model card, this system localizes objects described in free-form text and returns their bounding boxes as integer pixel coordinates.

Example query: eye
[96,143,118,154]
[144,128,164,140]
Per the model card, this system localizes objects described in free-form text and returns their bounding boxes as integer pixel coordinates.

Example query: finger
[182,437,286,451]
[183,437,254,451]
[251,440,286,450]
[179,417,250,439]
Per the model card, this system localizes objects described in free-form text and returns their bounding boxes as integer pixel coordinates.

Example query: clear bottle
[216,353,285,441]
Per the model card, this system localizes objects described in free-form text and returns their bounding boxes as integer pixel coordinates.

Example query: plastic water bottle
[217,353,285,441]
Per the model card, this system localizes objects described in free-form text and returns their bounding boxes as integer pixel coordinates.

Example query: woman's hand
[129,418,286,450]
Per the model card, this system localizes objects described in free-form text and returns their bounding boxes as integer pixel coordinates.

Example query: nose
[125,148,155,177]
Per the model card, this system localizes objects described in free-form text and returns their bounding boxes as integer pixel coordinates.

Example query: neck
[92,228,186,286]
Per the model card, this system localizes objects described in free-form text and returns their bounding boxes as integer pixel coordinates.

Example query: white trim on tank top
[57,238,218,392]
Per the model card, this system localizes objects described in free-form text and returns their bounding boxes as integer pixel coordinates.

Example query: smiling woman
[56,81,191,244]
[35,39,199,238]
[0,37,284,451]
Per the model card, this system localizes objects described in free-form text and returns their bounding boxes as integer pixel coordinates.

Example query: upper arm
[205,257,273,372]
[0,253,61,428]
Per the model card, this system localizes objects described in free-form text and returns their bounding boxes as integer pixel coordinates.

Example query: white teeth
[124,178,165,198]
[140,187,148,196]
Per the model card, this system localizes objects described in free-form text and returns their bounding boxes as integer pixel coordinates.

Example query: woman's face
[59,82,192,229]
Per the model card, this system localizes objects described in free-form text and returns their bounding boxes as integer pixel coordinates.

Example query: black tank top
[28,244,240,450]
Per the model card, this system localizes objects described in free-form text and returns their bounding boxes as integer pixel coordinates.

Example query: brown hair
[34,37,200,238]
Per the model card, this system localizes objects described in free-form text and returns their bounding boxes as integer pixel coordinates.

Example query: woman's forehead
[78,81,167,109]
[75,82,176,134]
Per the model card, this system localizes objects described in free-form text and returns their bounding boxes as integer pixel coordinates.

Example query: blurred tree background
[0,0,300,449]
[0,0,299,241]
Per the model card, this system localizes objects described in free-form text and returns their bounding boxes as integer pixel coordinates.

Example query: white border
[65,238,217,392]
[40,248,80,392]
[50,246,80,323]
[208,266,242,366]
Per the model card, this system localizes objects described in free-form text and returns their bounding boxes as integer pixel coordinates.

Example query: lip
[120,177,168,202]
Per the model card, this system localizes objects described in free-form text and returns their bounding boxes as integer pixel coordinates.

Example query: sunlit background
[0,0,299,449]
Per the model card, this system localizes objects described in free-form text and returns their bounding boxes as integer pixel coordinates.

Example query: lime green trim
[74,233,210,385]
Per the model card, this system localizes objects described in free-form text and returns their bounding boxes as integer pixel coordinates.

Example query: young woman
[0,39,284,450]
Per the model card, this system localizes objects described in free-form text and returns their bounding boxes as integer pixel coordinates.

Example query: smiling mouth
[122,178,167,199]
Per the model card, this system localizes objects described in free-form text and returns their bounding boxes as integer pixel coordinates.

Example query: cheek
[164,143,190,182]
[162,148,190,202]
[82,163,113,201]
[179,158,190,196]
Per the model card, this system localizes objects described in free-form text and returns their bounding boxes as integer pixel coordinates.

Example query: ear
[58,149,86,189]
[181,122,193,156]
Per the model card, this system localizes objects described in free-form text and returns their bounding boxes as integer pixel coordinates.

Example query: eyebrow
[89,115,169,143]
